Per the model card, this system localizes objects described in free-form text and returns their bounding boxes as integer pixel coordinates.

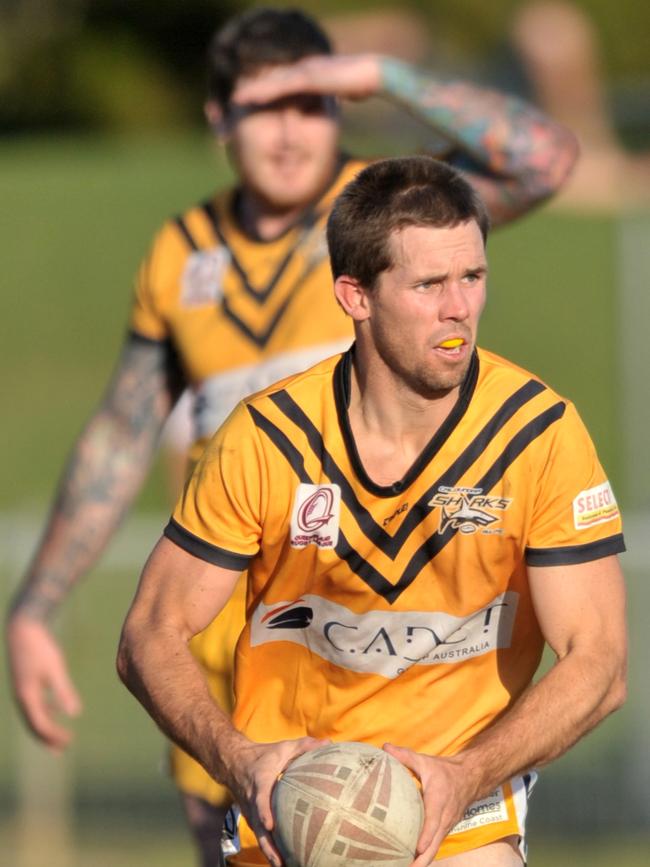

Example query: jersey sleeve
[525,401,624,566]
[164,402,265,570]
[128,220,185,342]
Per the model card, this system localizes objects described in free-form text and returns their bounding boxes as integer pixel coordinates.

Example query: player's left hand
[383,743,474,867]
[6,613,82,751]
[231,54,383,106]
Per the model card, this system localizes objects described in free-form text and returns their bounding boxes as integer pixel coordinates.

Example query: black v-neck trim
[333,346,480,497]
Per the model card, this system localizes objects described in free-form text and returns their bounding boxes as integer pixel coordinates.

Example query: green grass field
[1,134,647,864]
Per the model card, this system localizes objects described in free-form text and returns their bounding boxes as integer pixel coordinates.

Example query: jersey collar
[333,344,479,497]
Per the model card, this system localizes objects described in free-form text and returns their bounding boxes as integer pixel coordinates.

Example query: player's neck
[236,154,343,240]
[347,362,460,486]
[236,189,312,241]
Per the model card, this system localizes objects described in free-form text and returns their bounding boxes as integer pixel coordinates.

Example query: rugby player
[118,155,626,867]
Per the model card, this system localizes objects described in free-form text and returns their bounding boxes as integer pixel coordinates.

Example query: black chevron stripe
[390,401,567,598]
[201,200,322,304]
[335,401,567,603]
[220,258,321,348]
[394,379,548,546]
[475,400,566,492]
[335,530,397,599]
[173,216,198,251]
[251,386,565,604]
[247,406,311,482]
[200,200,328,347]
[269,378,547,557]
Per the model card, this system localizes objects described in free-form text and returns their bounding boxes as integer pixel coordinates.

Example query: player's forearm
[9,410,162,624]
[379,57,578,209]
[117,617,247,787]
[453,645,626,802]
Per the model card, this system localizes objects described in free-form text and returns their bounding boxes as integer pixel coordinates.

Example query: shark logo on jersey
[429,486,513,535]
[291,484,341,549]
[181,247,230,306]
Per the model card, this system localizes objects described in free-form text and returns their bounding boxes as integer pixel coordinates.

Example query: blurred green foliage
[0,0,238,132]
[1,0,648,133]
[411,0,650,78]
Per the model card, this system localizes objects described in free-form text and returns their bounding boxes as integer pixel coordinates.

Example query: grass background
[1,133,647,865]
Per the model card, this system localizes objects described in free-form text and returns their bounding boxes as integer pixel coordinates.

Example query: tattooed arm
[379,58,579,225]
[230,54,579,226]
[6,333,185,749]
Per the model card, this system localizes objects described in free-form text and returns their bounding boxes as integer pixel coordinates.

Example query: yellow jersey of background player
[131,157,363,462]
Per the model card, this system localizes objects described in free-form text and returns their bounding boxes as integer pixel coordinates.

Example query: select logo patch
[573,481,619,530]
[290,484,341,549]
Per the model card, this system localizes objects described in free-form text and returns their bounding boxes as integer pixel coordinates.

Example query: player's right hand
[231,54,383,107]
[223,735,328,867]
[6,614,82,751]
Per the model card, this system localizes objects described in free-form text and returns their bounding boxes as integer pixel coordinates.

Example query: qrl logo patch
[573,481,619,530]
[181,247,229,306]
[290,484,341,549]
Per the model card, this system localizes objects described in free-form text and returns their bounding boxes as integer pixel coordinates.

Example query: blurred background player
[5,6,578,865]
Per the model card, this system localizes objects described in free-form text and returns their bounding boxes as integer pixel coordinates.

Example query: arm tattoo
[380,58,579,224]
[10,334,185,622]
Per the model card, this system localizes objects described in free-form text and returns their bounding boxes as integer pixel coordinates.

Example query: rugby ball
[272,741,423,867]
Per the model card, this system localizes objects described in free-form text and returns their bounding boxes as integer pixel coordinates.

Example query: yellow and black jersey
[129,157,365,458]
[167,346,624,761]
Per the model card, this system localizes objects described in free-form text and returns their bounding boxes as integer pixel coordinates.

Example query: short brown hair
[327,156,490,289]
[207,7,332,109]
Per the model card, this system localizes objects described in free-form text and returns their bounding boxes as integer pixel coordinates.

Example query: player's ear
[205,100,229,141]
[334,275,371,321]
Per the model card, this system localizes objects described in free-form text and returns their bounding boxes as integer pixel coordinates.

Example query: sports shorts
[168,572,247,807]
[222,773,537,865]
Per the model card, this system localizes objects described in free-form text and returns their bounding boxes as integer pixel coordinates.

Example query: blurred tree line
[0,0,238,131]
[1,0,648,136]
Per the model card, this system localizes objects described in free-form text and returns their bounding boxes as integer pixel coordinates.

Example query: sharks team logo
[429,486,513,535]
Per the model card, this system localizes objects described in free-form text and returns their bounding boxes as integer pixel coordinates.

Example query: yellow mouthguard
[440,338,464,348]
